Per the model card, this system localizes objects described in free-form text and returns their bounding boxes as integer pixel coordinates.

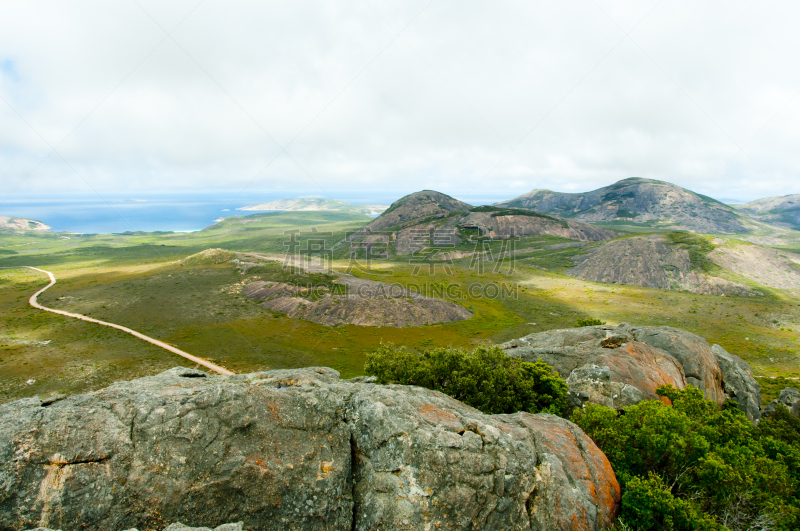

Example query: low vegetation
[574,386,800,531]
[666,232,718,272]
[180,248,237,265]
[243,261,344,294]
[576,317,606,327]
[364,344,568,416]
[469,205,564,224]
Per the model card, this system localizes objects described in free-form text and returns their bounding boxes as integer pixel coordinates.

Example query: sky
[2,0,800,206]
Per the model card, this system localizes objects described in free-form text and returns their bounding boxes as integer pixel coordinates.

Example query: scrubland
[1,211,798,405]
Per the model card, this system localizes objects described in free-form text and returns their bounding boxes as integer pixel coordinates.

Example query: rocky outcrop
[237,254,472,327]
[243,276,473,327]
[457,212,617,243]
[708,243,800,290]
[501,324,761,421]
[29,523,242,531]
[1,367,620,531]
[711,345,762,421]
[567,234,758,296]
[763,387,800,418]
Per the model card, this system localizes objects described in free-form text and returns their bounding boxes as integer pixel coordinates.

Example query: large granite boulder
[628,326,724,403]
[502,324,761,420]
[1,367,620,531]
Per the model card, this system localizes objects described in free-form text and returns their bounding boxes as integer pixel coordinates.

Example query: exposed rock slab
[244,276,472,328]
[27,523,242,531]
[242,281,310,300]
[460,212,617,242]
[567,234,757,296]
[709,243,800,290]
[501,324,761,420]
[1,367,620,531]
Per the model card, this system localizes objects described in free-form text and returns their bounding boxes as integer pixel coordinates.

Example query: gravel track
[13,266,234,376]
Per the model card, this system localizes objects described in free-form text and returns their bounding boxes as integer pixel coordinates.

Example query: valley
[3,180,800,531]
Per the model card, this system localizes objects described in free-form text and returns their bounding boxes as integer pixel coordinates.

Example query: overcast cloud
[1,0,799,204]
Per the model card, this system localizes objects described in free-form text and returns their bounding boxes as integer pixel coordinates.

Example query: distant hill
[567,234,756,296]
[363,190,471,232]
[238,198,387,216]
[347,190,617,256]
[0,216,50,232]
[734,194,800,231]
[567,232,800,295]
[497,177,750,234]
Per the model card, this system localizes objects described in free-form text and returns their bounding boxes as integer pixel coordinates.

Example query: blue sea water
[0,192,508,234]
[0,195,258,234]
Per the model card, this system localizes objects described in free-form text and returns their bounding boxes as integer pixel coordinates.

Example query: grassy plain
[1,211,799,406]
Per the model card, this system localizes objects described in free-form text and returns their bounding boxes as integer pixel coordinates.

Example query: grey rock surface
[629,326,725,403]
[26,523,242,531]
[567,234,757,296]
[163,523,243,531]
[711,344,762,421]
[497,177,749,234]
[502,324,762,419]
[2,367,620,531]
[764,387,800,418]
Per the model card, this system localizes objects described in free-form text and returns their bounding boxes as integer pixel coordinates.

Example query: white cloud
[1,0,799,203]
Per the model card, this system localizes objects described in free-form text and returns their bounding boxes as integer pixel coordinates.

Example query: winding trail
[20,266,234,376]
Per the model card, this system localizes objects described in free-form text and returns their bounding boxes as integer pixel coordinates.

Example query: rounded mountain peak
[365,190,472,232]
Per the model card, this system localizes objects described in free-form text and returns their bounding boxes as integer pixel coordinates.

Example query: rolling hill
[735,194,800,231]
[497,177,750,234]
[345,190,618,256]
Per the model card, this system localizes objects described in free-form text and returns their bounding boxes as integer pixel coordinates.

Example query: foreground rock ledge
[1,367,619,531]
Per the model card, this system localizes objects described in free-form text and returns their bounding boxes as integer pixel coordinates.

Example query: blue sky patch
[1,59,19,82]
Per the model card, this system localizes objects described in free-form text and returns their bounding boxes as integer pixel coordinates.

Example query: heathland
[1,199,799,407]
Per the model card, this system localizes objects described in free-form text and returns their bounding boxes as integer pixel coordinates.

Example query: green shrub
[468,206,568,227]
[615,209,638,219]
[364,344,568,416]
[622,475,723,531]
[665,232,717,272]
[576,317,606,327]
[573,386,800,530]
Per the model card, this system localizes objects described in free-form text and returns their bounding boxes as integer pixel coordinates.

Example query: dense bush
[666,232,717,272]
[576,317,606,327]
[364,344,568,416]
[573,386,800,530]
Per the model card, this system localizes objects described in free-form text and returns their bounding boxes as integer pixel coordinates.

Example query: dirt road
[23,266,234,376]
